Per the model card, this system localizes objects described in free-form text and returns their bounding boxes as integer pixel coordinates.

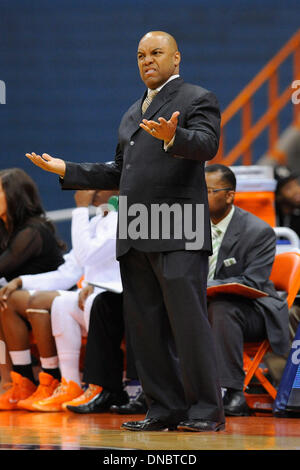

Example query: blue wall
[0,0,299,247]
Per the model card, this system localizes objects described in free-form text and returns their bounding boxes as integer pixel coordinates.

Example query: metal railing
[213,29,300,166]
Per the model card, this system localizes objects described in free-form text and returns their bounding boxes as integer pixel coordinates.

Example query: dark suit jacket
[60,77,220,258]
[208,206,290,356]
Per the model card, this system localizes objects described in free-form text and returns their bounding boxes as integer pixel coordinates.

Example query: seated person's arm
[20,250,83,291]
[0,226,43,277]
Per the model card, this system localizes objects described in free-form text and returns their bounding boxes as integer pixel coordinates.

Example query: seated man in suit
[99,163,292,418]
[205,164,290,416]
[112,163,292,417]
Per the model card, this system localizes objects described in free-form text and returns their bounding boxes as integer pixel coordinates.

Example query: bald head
[137,31,181,89]
[139,31,178,53]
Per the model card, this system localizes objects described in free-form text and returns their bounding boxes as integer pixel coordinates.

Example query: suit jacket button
[130,140,135,146]
[126,164,131,169]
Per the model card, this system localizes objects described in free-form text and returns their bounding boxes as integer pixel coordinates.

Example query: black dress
[0,220,64,281]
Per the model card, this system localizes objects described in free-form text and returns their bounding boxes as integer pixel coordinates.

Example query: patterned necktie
[142,89,159,114]
[208,225,222,280]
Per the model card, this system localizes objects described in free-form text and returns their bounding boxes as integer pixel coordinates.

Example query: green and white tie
[208,225,222,280]
[142,89,159,114]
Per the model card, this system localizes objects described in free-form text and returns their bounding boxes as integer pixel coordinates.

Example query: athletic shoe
[0,371,36,410]
[17,372,60,411]
[62,384,102,411]
[32,377,82,412]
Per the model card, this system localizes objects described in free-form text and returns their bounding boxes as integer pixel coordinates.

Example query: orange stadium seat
[230,165,277,227]
[243,252,300,414]
[234,190,276,227]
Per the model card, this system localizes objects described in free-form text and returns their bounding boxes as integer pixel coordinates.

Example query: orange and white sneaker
[17,372,60,411]
[32,377,82,412]
[62,384,102,411]
[0,371,36,411]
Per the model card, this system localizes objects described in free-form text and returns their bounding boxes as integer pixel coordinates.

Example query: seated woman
[0,168,65,394]
[0,189,121,410]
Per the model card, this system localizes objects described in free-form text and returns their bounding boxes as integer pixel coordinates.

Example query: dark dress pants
[208,294,267,391]
[119,248,225,423]
[83,291,138,391]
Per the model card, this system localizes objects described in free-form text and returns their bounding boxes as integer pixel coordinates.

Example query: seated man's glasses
[207,187,233,195]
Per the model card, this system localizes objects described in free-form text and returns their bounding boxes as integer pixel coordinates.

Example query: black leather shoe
[66,389,129,414]
[121,418,178,431]
[177,419,225,432]
[110,391,148,414]
[223,389,250,416]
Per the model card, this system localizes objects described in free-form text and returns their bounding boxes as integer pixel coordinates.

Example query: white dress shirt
[150,74,180,93]
[211,205,235,248]
[208,206,235,279]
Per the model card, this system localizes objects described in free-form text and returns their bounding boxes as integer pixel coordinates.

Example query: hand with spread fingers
[140,111,180,143]
[25,152,66,178]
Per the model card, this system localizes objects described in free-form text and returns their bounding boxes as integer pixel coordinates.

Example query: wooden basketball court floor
[0,411,300,451]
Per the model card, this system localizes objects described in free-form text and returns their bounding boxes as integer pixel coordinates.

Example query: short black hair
[205,164,236,191]
[274,165,299,195]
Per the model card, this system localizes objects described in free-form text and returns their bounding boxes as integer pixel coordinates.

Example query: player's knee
[27,291,58,311]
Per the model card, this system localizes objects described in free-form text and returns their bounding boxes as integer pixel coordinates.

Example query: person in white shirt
[0,189,121,390]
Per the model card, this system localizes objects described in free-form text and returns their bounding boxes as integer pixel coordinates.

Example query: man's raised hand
[140,111,180,143]
[25,152,66,178]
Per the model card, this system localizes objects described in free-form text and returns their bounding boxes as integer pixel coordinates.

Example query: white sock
[9,349,31,365]
[51,295,83,386]
[221,387,227,398]
[56,352,81,385]
[40,356,59,370]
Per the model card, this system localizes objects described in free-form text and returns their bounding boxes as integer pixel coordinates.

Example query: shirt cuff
[19,275,31,290]
[163,135,175,152]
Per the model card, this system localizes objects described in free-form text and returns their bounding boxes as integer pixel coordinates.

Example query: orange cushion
[234,191,276,227]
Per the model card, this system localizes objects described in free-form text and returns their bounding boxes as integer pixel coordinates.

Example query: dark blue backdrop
[1,0,299,247]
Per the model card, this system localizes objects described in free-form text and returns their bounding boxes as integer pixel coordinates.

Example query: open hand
[140,111,180,143]
[25,152,66,178]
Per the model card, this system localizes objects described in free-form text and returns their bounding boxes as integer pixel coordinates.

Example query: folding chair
[243,252,300,413]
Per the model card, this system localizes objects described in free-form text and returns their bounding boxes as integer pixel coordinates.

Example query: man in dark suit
[26,31,225,432]
[205,164,290,416]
